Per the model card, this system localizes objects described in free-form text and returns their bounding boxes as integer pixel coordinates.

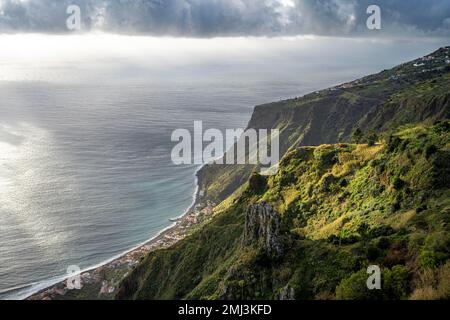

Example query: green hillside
[117,121,450,300]
[197,47,450,204]
[116,47,450,300]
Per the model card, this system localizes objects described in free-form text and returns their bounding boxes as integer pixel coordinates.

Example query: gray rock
[243,201,283,258]
[278,286,296,300]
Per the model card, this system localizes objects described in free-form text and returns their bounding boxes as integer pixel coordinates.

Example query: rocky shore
[27,200,215,300]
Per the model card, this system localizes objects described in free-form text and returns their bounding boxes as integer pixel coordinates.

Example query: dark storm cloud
[0,0,449,36]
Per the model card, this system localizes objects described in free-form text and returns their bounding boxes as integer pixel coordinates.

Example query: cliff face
[117,47,450,300]
[243,202,283,259]
[197,47,450,204]
[118,121,450,300]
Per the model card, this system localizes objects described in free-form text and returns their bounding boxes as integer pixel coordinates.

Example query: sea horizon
[1,35,449,300]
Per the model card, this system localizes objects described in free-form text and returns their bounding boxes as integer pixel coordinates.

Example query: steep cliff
[117,121,450,300]
[117,48,450,300]
[197,47,450,204]
[242,202,283,259]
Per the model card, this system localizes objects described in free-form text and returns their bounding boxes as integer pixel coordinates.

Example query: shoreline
[25,165,210,301]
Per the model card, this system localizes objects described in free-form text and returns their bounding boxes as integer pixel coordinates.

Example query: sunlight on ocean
[0,34,447,299]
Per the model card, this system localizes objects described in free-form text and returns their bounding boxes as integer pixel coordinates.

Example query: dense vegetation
[197,47,450,204]
[117,121,450,300]
[117,47,450,300]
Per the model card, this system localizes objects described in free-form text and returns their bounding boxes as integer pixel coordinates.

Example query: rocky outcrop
[278,286,296,300]
[243,202,283,258]
[116,48,450,300]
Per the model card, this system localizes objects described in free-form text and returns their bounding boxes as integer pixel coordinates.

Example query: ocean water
[0,35,447,299]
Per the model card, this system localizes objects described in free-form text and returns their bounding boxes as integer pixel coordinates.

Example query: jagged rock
[278,286,296,300]
[243,201,283,258]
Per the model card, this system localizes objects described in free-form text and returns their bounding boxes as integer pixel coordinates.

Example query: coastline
[25,165,211,300]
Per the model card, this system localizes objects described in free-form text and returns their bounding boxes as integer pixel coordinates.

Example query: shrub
[366,245,382,261]
[336,269,382,300]
[387,135,401,153]
[432,121,450,134]
[390,201,401,213]
[383,265,409,299]
[419,250,449,268]
[249,172,267,192]
[352,128,363,144]
[431,150,450,188]
[368,226,395,238]
[392,177,406,190]
[315,148,338,167]
[377,237,391,250]
[319,173,338,192]
[335,266,409,300]
[415,204,427,213]
[278,171,296,187]
[424,144,438,159]
[366,131,379,147]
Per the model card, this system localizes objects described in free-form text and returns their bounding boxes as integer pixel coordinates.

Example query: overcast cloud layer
[0,0,449,37]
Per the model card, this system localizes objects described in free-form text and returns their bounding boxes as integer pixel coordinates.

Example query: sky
[0,0,449,37]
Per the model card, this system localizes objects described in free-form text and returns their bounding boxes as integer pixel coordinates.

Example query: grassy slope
[197,47,450,204]
[117,121,450,300]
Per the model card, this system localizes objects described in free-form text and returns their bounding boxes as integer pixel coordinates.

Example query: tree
[249,172,267,191]
[367,131,379,146]
[351,128,363,144]
[336,269,382,300]
[335,266,409,300]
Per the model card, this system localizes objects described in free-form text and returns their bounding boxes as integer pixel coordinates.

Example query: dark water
[0,37,446,299]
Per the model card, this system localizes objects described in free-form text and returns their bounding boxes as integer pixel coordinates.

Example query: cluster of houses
[29,199,217,300]
[414,47,450,67]
[322,47,450,92]
[99,281,115,295]
[390,47,450,80]
[34,287,68,300]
